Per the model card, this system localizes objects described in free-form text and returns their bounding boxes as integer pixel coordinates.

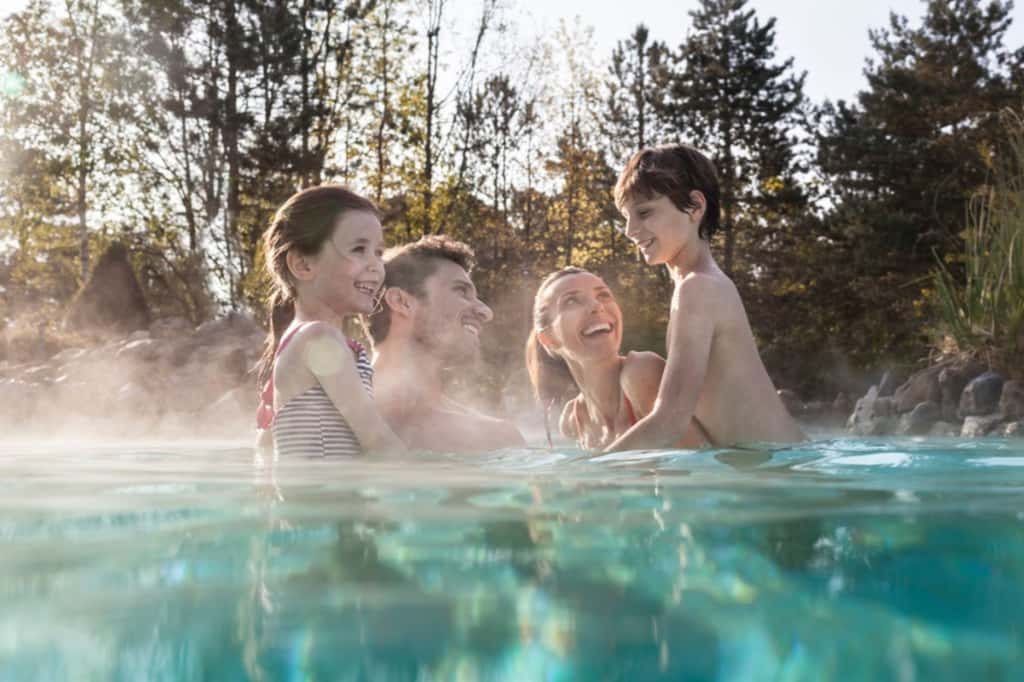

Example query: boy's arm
[603,277,716,452]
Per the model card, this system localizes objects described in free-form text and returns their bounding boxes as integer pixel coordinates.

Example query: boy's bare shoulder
[621,351,665,393]
[673,271,741,316]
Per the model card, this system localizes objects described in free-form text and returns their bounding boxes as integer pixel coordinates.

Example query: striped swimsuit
[259,325,373,457]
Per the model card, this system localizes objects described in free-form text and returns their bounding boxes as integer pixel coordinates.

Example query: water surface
[2,437,1023,681]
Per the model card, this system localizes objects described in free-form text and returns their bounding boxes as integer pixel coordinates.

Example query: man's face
[410,259,493,364]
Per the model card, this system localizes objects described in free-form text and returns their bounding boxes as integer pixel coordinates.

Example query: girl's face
[307,210,385,317]
[539,272,622,363]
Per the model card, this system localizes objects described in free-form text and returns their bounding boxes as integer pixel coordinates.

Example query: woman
[525,267,708,450]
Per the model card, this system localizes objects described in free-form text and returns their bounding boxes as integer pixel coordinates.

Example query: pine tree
[661,0,807,275]
[602,24,669,166]
[816,0,1023,361]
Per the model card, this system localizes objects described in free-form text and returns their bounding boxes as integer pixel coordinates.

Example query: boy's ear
[383,287,415,318]
[688,190,706,220]
[286,248,316,281]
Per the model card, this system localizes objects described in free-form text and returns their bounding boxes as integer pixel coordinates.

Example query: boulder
[898,401,941,436]
[778,389,804,416]
[894,367,943,413]
[832,392,853,417]
[1003,421,1022,437]
[877,370,906,398]
[928,421,960,437]
[938,360,986,421]
[998,380,1024,420]
[63,242,150,336]
[848,386,899,435]
[194,311,262,344]
[959,371,1006,418]
[961,415,1004,438]
[149,316,194,339]
[115,338,162,364]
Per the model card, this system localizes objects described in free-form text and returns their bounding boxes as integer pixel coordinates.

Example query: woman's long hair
[524,267,592,413]
[255,185,379,389]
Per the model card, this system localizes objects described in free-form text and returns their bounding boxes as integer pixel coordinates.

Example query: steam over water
[2,437,1024,681]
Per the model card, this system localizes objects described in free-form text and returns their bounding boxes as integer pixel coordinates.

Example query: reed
[932,109,1024,377]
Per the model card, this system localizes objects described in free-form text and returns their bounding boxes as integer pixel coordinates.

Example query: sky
[497,0,1024,104]
[1,0,1022,104]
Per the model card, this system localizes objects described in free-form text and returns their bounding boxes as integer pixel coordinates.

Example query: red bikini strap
[255,323,311,429]
[623,393,637,426]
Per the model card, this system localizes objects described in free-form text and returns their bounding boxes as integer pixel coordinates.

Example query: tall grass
[933,109,1024,377]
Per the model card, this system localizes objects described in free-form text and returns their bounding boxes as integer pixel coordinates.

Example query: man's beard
[411,313,479,367]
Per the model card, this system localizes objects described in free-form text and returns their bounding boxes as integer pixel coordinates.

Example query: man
[368,235,525,452]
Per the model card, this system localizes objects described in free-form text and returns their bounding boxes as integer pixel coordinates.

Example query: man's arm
[603,276,716,452]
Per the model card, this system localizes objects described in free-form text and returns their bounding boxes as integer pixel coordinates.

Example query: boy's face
[619,193,702,266]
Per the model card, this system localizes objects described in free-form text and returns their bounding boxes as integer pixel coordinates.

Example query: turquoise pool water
[2,437,1023,681]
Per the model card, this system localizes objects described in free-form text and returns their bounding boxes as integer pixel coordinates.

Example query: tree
[602,24,669,166]
[662,0,807,275]
[816,0,1024,363]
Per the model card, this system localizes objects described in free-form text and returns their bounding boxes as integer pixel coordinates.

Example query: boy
[604,144,804,451]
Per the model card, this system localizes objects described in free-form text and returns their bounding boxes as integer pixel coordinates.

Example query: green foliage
[932,109,1024,377]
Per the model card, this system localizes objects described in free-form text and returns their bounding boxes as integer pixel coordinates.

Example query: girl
[255,185,406,457]
[525,267,709,450]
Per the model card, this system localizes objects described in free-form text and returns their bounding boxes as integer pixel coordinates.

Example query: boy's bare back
[670,267,804,446]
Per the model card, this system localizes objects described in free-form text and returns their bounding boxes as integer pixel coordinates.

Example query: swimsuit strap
[256,322,313,429]
[622,392,637,426]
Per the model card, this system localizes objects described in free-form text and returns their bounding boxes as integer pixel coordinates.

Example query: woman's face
[539,272,622,363]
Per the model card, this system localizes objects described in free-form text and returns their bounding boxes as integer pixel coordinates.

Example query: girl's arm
[301,323,407,455]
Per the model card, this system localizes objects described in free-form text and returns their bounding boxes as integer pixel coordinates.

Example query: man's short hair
[614,144,721,241]
[368,235,477,344]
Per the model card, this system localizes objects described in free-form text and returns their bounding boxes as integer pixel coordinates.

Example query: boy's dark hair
[368,234,477,344]
[614,144,721,241]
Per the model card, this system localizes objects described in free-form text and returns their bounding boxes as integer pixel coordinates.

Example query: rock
[929,421,960,437]
[149,316,194,339]
[126,330,151,343]
[938,361,985,421]
[50,347,87,364]
[194,311,262,343]
[115,338,161,363]
[898,401,941,435]
[63,242,150,336]
[116,381,152,405]
[877,370,905,398]
[802,400,831,421]
[778,389,804,416]
[847,386,899,435]
[894,367,943,413]
[1003,421,1022,437]
[961,415,1004,438]
[832,392,852,416]
[999,380,1024,420]
[959,371,1006,418]
[874,397,897,417]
